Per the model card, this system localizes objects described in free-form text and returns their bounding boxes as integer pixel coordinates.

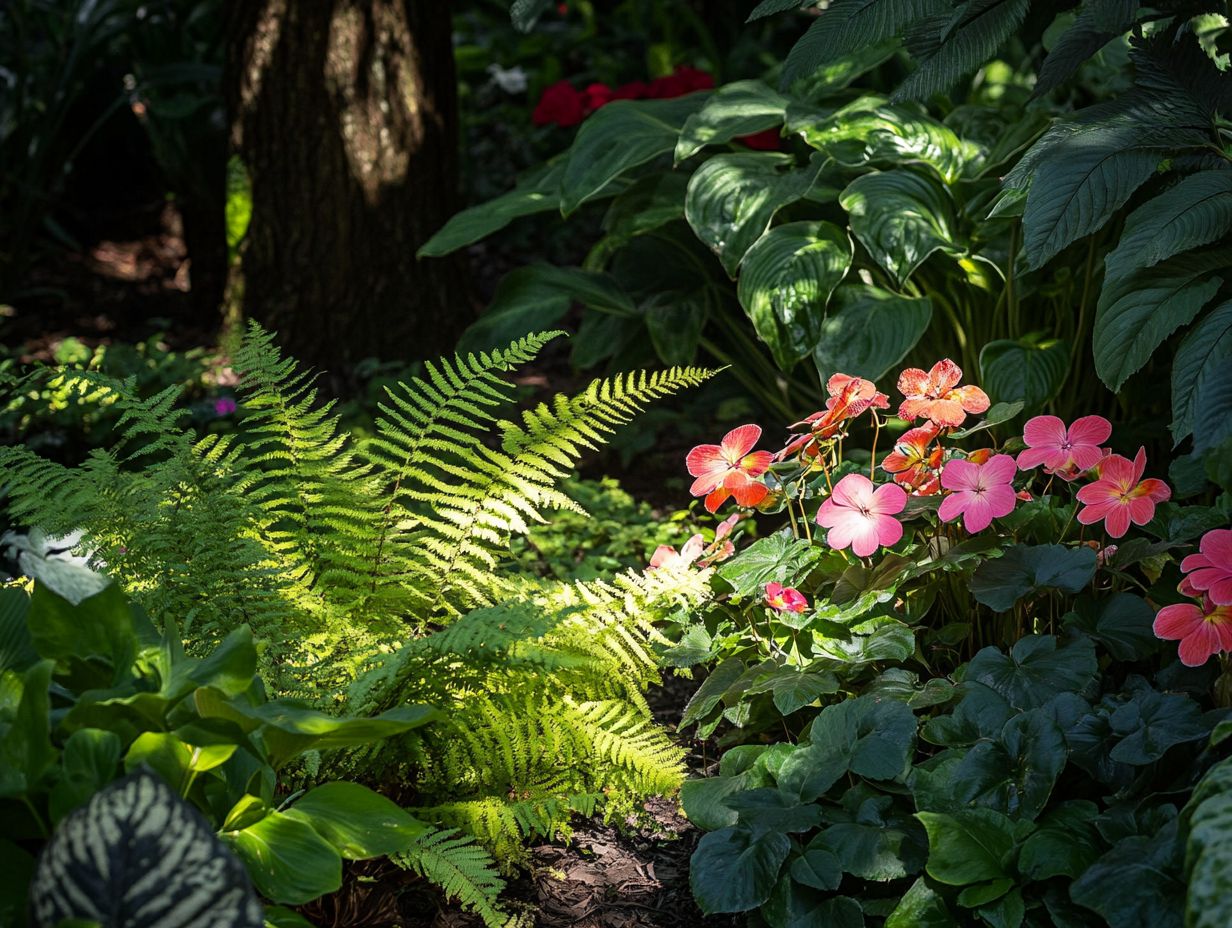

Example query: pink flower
[1075,448,1170,539]
[937,454,1018,534]
[896,359,990,428]
[1016,415,1112,477]
[649,534,705,570]
[1154,596,1232,667]
[815,474,907,557]
[765,582,808,613]
[1180,529,1232,605]
[686,425,773,513]
[214,396,237,417]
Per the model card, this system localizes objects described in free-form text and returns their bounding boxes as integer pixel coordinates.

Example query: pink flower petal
[1067,415,1112,447]
[870,482,908,515]
[740,450,774,477]
[1022,415,1067,449]
[1209,577,1232,606]
[1154,603,1203,640]
[941,459,981,492]
[1201,529,1232,564]
[1067,445,1106,472]
[1126,496,1156,527]
[1017,447,1061,471]
[686,444,725,478]
[983,484,1019,520]
[1178,622,1222,667]
[873,512,903,550]
[981,454,1018,485]
[1105,505,1131,539]
[721,424,763,460]
[929,359,963,393]
[831,473,875,510]
[937,492,968,524]
[961,495,995,534]
[847,519,885,558]
[953,385,990,414]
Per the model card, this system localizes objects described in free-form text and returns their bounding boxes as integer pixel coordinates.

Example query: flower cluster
[532,66,715,127]
[1154,530,1232,666]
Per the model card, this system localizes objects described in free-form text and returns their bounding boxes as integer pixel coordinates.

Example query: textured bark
[225,0,471,372]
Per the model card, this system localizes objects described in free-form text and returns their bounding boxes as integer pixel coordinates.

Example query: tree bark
[224,0,471,373]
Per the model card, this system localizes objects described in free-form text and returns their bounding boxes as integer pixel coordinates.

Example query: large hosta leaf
[685,152,824,275]
[561,96,706,214]
[812,285,932,381]
[916,808,1016,886]
[736,220,852,369]
[1023,130,1166,269]
[1093,251,1226,392]
[224,809,342,905]
[792,98,977,183]
[1172,299,1232,442]
[978,336,1069,411]
[29,770,263,928]
[840,170,959,285]
[675,81,789,162]
[1104,170,1232,283]
[690,826,791,913]
[419,163,563,257]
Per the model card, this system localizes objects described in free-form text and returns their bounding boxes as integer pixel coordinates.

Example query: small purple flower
[214,396,237,417]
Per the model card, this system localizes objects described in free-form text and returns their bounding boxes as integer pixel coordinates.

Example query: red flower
[611,81,650,101]
[1075,447,1170,539]
[765,582,808,613]
[532,80,584,127]
[737,128,782,151]
[687,424,773,513]
[582,82,614,113]
[897,360,990,428]
[881,422,942,494]
[647,66,714,99]
[1154,595,1232,667]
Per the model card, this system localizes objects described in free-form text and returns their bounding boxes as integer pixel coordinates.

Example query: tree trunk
[224,0,471,374]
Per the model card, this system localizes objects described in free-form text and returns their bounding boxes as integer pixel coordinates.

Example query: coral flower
[765,582,808,613]
[650,535,705,570]
[687,425,773,513]
[1180,529,1232,605]
[1075,448,1170,539]
[778,375,889,459]
[882,422,942,494]
[815,474,907,557]
[938,454,1018,534]
[897,359,990,428]
[1016,415,1112,477]
[1154,596,1232,667]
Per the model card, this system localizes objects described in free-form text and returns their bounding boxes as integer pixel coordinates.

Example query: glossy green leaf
[1063,593,1158,661]
[762,879,864,928]
[1017,800,1101,881]
[949,708,1066,820]
[839,170,959,286]
[886,877,957,927]
[1186,780,1232,928]
[792,98,977,183]
[978,336,1070,411]
[1107,688,1208,765]
[675,81,788,162]
[457,265,632,356]
[225,810,343,905]
[562,96,706,215]
[689,826,790,914]
[736,220,852,369]
[725,789,824,837]
[790,846,842,891]
[947,401,1025,439]
[644,290,707,366]
[814,822,925,881]
[284,782,426,859]
[685,152,824,275]
[969,544,1097,612]
[1105,170,1232,283]
[812,285,932,381]
[49,729,122,823]
[681,768,770,831]
[1172,299,1232,443]
[745,666,840,716]
[917,808,1015,886]
[1191,356,1232,454]
[418,163,564,257]
[715,534,824,600]
[1093,251,1225,392]
[965,635,1098,710]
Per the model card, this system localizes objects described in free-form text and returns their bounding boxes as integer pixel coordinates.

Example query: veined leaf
[1023,131,1166,269]
[812,285,932,381]
[510,0,552,31]
[736,220,852,370]
[1192,358,1232,454]
[978,336,1070,411]
[690,827,791,914]
[791,98,978,183]
[1093,251,1225,392]
[748,0,814,20]
[562,96,707,215]
[894,0,1031,101]
[839,169,959,285]
[781,0,947,86]
[1104,170,1232,283]
[418,163,564,257]
[1034,0,1139,97]
[1172,299,1232,442]
[675,81,789,163]
[685,152,824,276]
[917,808,1016,886]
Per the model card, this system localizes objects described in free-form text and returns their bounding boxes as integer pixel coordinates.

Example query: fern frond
[396,826,508,926]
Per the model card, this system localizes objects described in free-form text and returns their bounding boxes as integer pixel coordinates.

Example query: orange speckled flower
[881,423,943,494]
[897,359,990,428]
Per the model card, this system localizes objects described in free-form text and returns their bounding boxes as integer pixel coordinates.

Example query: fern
[397,827,509,927]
